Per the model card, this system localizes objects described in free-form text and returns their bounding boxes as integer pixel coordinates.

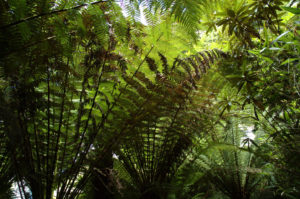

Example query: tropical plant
[216,4,300,198]
[0,0,299,198]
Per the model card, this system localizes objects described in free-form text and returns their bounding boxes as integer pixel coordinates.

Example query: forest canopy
[0,0,299,198]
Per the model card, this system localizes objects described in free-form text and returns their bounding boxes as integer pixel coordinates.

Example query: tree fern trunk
[90,151,114,199]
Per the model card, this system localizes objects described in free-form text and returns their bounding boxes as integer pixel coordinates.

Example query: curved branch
[0,0,109,30]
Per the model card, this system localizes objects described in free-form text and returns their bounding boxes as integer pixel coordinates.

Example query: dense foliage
[0,0,299,198]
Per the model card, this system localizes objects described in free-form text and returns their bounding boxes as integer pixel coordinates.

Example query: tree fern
[105,49,224,198]
[182,117,272,199]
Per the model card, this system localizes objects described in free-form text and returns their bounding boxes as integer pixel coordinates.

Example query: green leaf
[271,31,290,45]
[280,58,299,66]
[281,7,300,15]
[249,50,273,63]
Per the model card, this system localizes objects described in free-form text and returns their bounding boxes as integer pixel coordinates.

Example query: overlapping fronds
[110,49,225,197]
[120,0,207,39]
[0,1,137,198]
[176,118,270,199]
[0,0,226,197]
